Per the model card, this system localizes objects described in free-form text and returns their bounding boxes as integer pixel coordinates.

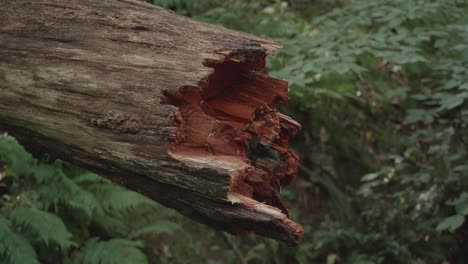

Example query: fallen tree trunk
[0,0,302,244]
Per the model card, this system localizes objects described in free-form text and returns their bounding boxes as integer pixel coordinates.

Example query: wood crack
[0,0,302,245]
[163,50,302,242]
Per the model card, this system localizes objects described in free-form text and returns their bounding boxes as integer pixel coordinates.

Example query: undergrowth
[1,0,468,263]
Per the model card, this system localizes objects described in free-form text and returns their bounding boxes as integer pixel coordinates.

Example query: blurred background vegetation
[1,0,468,263]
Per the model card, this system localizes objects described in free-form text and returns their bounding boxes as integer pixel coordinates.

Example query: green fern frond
[31,164,58,183]
[128,220,180,239]
[0,137,37,180]
[92,211,129,237]
[0,216,39,264]
[76,238,147,264]
[40,175,103,222]
[90,184,156,213]
[0,136,64,184]
[90,186,162,237]
[49,175,102,221]
[66,189,103,224]
[9,207,75,250]
[73,172,104,184]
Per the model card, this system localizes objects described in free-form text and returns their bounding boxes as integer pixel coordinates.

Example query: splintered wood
[164,53,301,234]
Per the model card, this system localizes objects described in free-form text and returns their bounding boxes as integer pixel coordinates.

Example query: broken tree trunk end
[0,0,303,244]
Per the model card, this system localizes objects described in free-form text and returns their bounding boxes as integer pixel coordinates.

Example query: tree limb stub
[0,0,303,244]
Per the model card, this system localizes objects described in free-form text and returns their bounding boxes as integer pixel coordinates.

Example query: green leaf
[458,204,468,216]
[404,109,434,124]
[460,82,468,90]
[92,185,156,213]
[0,216,39,264]
[40,175,102,224]
[9,207,75,250]
[436,215,465,232]
[73,172,103,184]
[65,176,103,220]
[448,192,468,216]
[361,172,380,182]
[66,187,103,224]
[439,94,465,110]
[76,238,147,264]
[434,39,448,49]
[128,221,180,239]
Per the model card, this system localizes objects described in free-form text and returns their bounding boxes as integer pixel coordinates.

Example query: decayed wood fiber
[0,0,302,244]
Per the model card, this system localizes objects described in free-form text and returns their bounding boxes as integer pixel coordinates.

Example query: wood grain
[0,0,302,244]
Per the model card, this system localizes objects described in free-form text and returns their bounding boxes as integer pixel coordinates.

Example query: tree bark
[0,0,302,244]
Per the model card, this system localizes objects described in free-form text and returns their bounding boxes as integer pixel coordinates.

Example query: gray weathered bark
[0,0,302,244]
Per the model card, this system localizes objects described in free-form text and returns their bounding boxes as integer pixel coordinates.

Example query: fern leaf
[128,220,180,239]
[73,172,104,184]
[90,184,156,213]
[0,137,37,180]
[66,189,102,224]
[32,164,57,183]
[9,207,75,250]
[66,177,103,216]
[92,211,129,237]
[0,216,39,264]
[76,238,147,264]
[39,175,103,222]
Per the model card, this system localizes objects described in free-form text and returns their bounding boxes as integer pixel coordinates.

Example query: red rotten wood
[0,0,303,244]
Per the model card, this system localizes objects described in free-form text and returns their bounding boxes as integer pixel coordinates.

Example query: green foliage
[129,221,180,239]
[74,238,147,264]
[0,135,184,263]
[0,216,39,264]
[437,192,468,232]
[173,0,468,262]
[9,207,75,250]
[1,0,468,263]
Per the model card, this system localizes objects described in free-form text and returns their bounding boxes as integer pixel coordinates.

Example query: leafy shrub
[0,135,181,263]
[1,0,468,263]
[177,0,468,262]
